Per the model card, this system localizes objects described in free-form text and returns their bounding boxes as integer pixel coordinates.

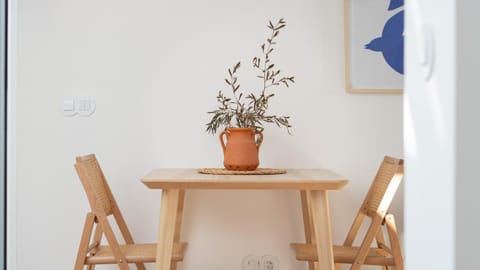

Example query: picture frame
[344,0,404,94]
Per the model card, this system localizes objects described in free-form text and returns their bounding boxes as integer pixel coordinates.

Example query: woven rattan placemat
[198,168,287,175]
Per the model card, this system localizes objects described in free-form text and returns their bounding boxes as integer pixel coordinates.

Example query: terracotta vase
[219,128,263,171]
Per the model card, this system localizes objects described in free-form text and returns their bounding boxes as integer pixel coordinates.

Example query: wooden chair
[74,154,186,270]
[292,156,404,270]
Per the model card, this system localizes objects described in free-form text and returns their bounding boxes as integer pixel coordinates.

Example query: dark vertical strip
[1,0,6,269]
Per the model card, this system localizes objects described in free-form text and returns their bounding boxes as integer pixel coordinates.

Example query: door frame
[5,0,16,269]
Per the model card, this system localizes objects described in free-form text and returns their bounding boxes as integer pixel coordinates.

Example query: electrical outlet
[242,255,260,270]
[260,255,279,270]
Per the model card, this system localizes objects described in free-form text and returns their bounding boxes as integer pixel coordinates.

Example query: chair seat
[86,242,187,264]
[291,243,395,266]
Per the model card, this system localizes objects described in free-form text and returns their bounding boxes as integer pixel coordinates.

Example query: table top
[141,168,348,190]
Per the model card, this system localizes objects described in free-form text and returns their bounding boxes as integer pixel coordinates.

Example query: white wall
[15,0,403,269]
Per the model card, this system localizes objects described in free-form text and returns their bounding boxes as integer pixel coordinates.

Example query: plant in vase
[206,18,295,171]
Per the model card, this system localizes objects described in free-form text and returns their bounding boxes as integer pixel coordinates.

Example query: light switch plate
[62,99,76,116]
[77,98,96,116]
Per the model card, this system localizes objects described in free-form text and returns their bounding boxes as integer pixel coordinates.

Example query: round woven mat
[198,168,287,175]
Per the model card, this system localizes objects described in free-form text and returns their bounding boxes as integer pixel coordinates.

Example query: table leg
[310,190,334,270]
[300,190,318,270]
[156,189,180,270]
[170,189,185,270]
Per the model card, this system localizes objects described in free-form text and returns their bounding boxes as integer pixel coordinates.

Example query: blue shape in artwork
[388,0,404,10]
[365,10,404,74]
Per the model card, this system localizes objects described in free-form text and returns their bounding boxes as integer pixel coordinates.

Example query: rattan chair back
[75,154,114,215]
[362,156,403,218]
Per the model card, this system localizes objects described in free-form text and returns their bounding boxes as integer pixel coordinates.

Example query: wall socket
[242,254,279,270]
[242,255,260,270]
[260,255,280,270]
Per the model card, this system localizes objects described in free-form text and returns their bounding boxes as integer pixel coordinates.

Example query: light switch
[62,100,76,116]
[77,99,96,116]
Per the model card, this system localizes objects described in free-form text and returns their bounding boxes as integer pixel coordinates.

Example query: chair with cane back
[291,156,404,270]
[74,154,186,270]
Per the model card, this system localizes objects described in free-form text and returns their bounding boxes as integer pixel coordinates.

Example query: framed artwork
[344,0,404,94]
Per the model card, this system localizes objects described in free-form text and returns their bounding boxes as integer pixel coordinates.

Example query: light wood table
[141,169,348,270]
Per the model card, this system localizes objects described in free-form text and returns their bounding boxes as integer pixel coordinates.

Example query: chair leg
[97,215,130,270]
[376,229,391,270]
[350,216,383,270]
[376,229,387,252]
[134,263,147,270]
[86,225,103,270]
[385,214,404,270]
[75,213,96,270]
[112,207,146,270]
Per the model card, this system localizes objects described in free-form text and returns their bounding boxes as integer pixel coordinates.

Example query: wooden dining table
[141,168,348,270]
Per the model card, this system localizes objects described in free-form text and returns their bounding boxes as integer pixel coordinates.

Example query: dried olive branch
[206,18,295,135]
